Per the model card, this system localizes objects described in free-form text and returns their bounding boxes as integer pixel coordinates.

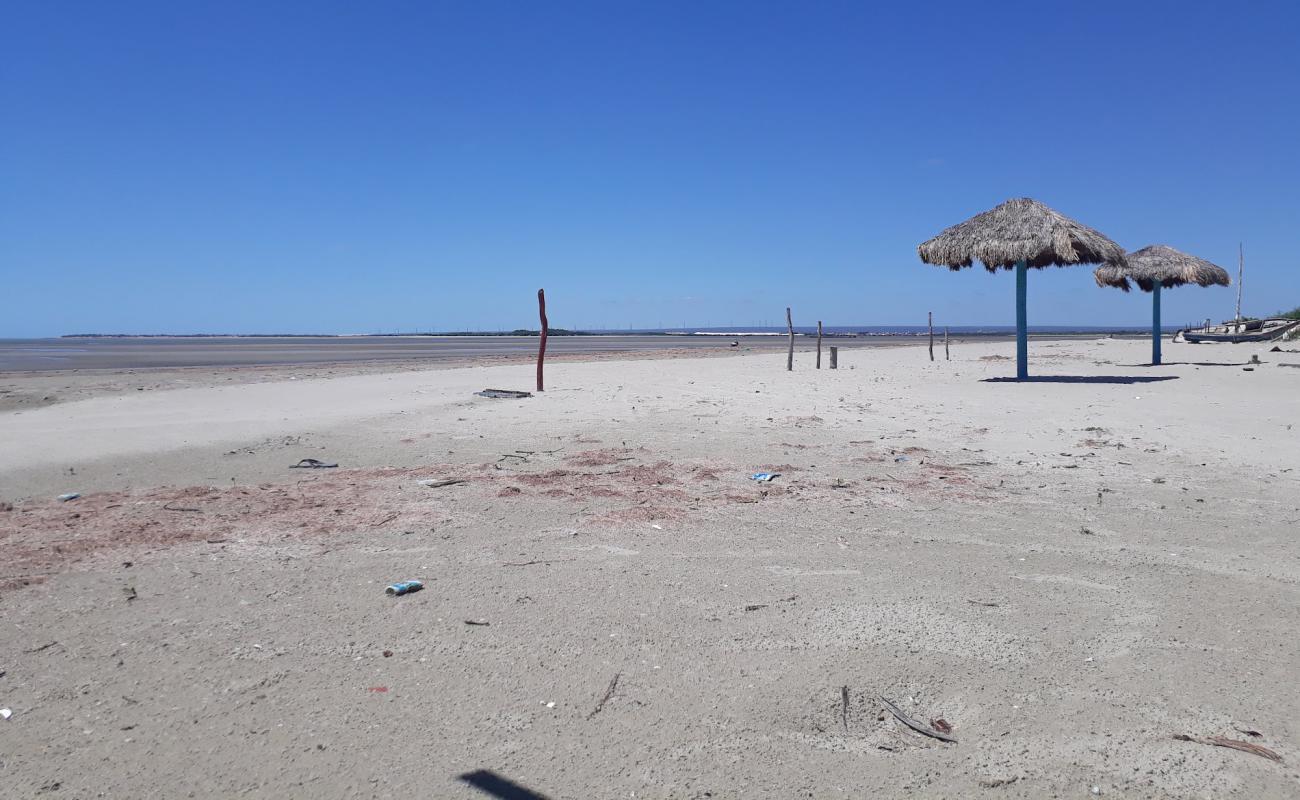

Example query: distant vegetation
[1277,306,1300,320]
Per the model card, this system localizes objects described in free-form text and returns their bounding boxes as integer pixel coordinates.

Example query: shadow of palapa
[459,769,551,800]
[982,375,1180,385]
[1118,361,1248,368]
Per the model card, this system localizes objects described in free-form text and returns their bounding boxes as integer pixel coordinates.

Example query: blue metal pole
[1151,283,1162,365]
[1015,260,1028,379]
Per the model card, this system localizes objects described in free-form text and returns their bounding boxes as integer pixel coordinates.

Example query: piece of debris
[382,650,393,658]
[418,479,465,488]
[893,455,910,463]
[930,718,954,734]
[830,478,851,489]
[366,686,388,693]
[476,389,532,399]
[1151,477,1166,484]
[879,696,958,743]
[587,673,621,720]
[290,458,337,469]
[743,604,768,612]
[1172,734,1282,762]
[25,641,58,654]
[750,472,780,483]
[1234,727,1264,738]
[57,493,80,502]
[978,777,1018,788]
[385,580,423,596]
[464,619,490,626]
[966,599,1000,607]
[841,686,851,731]
[0,708,11,720]
[162,503,201,513]
[124,586,137,602]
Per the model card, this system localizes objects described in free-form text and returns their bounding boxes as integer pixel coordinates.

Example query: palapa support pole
[1015,260,1028,379]
[945,326,950,360]
[786,307,794,372]
[816,320,823,369]
[536,288,548,392]
[829,346,838,369]
[1151,283,1162,366]
[928,312,934,361]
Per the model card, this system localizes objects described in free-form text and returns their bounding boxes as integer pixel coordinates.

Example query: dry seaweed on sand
[1172,734,1282,762]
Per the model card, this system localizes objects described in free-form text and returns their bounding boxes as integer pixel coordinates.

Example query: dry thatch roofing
[917,198,1127,272]
[1093,244,1231,292]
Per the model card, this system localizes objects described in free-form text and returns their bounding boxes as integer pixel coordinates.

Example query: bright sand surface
[1,338,1298,797]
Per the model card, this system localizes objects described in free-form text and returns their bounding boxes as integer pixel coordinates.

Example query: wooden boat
[1178,318,1300,344]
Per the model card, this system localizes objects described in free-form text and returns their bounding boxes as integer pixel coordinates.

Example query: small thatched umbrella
[918,198,1127,379]
[1094,244,1230,365]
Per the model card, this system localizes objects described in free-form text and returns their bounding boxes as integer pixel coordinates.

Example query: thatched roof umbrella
[918,198,1127,379]
[1094,245,1230,365]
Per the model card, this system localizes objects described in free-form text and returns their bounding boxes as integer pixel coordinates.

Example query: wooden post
[536,288,548,392]
[786,307,794,372]
[816,320,823,369]
[944,326,950,360]
[928,312,934,361]
[1015,260,1028,379]
[829,346,838,369]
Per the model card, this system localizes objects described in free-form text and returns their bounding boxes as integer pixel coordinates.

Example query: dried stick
[879,696,957,743]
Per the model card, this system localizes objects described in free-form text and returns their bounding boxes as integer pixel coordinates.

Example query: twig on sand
[162,503,202,513]
[841,686,850,731]
[501,558,574,567]
[419,479,465,488]
[372,513,398,527]
[879,696,958,743]
[966,599,1000,607]
[25,641,59,654]
[1173,734,1282,762]
[587,673,621,720]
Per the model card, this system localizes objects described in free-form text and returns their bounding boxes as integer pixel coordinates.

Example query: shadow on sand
[982,375,1180,385]
[459,770,551,800]
[1118,361,1248,368]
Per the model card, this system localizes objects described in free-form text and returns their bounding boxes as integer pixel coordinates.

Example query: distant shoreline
[56,325,1167,339]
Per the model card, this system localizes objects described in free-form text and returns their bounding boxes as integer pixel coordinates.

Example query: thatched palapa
[916,197,1125,380]
[1093,244,1230,293]
[1093,244,1231,366]
[918,198,1128,273]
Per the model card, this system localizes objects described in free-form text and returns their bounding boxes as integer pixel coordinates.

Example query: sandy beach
[2,338,1298,798]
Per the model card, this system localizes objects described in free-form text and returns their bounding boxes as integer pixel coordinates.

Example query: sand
[1,338,1298,798]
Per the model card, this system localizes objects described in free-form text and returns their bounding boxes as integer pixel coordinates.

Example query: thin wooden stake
[536,289,548,392]
[830,346,838,369]
[945,326,950,360]
[816,320,823,369]
[786,307,794,372]
[928,311,934,361]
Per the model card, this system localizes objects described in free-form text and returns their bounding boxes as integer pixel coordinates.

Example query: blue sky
[3,1,1297,336]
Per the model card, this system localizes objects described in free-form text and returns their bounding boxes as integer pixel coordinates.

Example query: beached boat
[1177,318,1300,344]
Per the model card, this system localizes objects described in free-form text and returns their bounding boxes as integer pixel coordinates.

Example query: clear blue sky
[3,1,1297,336]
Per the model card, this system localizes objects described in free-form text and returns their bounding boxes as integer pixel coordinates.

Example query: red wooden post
[536,289,548,392]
